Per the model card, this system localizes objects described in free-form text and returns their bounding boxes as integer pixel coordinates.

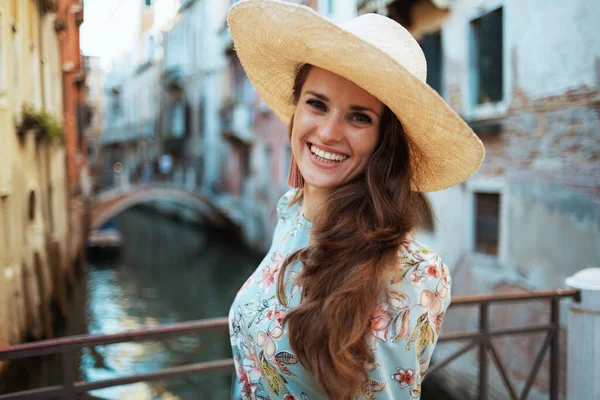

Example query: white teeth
[310,145,347,162]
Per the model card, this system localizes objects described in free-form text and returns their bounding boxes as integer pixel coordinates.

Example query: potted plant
[17,103,65,145]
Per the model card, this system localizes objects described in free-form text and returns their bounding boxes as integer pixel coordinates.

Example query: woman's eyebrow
[349,105,380,118]
[305,90,380,118]
[305,91,329,101]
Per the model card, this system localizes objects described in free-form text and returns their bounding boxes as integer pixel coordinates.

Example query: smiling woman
[226,1,484,399]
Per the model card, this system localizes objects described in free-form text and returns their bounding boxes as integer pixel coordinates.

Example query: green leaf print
[406,312,427,352]
[260,351,287,396]
[391,308,410,343]
[415,319,434,358]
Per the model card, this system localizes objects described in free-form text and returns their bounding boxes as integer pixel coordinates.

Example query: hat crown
[341,13,427,83]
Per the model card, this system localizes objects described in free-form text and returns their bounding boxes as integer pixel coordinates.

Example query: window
[0,9,6,101]
[420,31,442,96]
[47,186,54,233]
[112,93,121,115]
[87,140,96,163]
[1,196,12,255]
[474,192,500,255]
[28,191,35,221]
[470,7,503,105]
[76,102,84,151]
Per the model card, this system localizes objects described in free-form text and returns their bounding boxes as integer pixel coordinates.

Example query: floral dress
[228,189,451,400]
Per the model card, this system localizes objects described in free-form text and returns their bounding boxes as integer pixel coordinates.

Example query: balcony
[162,65,185,91]
[221,101,254,144]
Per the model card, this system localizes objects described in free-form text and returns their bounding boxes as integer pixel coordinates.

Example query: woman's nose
[317,115,344,143]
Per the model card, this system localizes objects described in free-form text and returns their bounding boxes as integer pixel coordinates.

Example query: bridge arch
[90,185,240,233]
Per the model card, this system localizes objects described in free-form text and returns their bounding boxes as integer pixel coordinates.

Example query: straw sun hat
[227,0,484,192]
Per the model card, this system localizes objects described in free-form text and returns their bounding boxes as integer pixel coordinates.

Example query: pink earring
[287,154,304,189]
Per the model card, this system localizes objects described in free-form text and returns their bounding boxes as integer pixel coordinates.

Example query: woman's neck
[302,184,329,222]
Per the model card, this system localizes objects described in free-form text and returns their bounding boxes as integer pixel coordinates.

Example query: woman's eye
[307,99,327,112]
[351,113,372,124]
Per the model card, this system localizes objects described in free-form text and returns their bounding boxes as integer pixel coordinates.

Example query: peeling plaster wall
[408,0,600,398]
[507,180,600,288]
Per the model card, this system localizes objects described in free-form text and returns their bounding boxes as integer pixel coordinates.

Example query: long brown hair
[276,64,433,398]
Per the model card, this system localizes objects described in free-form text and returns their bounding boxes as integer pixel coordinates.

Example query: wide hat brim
[228,0,484,192]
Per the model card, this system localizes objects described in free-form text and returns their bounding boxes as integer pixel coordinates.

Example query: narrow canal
[0,205,263,399]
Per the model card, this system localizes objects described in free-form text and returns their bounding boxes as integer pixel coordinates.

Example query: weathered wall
[0,0,72,372]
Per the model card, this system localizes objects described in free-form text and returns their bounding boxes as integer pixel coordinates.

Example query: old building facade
[0,0,84,368]
[83,55,104,194]
[355,0,600,398]
[100,0,179,191]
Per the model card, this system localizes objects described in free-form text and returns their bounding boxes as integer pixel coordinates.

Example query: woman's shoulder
[387,236,451,299]
[276,188,302,219]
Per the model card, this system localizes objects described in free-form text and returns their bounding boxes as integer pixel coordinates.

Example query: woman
[227,1,484,399]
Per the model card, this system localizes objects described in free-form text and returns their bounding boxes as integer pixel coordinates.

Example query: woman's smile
[307,142,349,168]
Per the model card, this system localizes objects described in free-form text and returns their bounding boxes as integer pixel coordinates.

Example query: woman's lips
[306,142,348,169]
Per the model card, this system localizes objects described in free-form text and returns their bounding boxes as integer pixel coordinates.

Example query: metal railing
[0,289,580,400]
[0,318,231,400]
[429,288,580,400]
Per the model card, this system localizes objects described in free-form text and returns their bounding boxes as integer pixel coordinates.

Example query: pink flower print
[426,264,440,279]
[369,303,392,342]
[259,264,280,294]
[420,284,449,318]
[235,355,255,397]
[273,252,284,269]
[257,326,284,360]
[258,252,284,294]
[442,264,452,287]
[410,269,425,286]
[392,368,415,388]
[266,308,287,325]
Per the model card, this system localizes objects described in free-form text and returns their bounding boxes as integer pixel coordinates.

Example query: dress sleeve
[362,245,452,400]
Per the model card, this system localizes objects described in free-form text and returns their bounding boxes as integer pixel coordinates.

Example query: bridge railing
[0,289,584,400]
[0,318,231,400]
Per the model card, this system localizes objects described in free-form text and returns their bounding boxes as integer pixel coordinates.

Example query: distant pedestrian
[227,1,484,399]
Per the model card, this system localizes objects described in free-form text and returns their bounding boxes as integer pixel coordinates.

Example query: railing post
[549,298,559,400]
[565,268,600,400]
[63,350,76,400]
[479,302,489,400]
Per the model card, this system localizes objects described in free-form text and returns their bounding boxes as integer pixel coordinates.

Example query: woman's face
[291,67,384,190]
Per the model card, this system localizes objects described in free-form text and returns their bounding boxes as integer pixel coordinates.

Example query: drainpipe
[565,268,600,399]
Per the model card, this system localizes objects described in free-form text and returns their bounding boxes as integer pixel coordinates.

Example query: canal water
[0,205,264,399]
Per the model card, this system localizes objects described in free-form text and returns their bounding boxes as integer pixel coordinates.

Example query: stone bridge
[90,184,242,234]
